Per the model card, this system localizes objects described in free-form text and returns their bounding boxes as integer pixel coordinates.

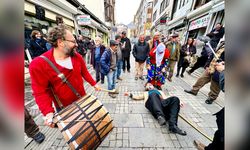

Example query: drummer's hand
[94,84,101,91]
[215,61,225,72]
[45,112,55,128]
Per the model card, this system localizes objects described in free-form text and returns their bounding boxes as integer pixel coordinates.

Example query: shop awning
[209,1,225,14]
[187,1,214,20]
[167,16,186,30]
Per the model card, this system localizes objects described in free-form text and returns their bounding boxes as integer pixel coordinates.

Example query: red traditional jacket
[29,49,96,116]
[148,47,170,65]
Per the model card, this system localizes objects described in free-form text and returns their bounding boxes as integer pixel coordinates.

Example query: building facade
[134,0,153,37]
[151,0,174,36]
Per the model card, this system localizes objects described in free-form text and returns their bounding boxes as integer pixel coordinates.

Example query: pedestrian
[206,23,225,50]
[124,82,186,136]
[148,32,161,50]
[25,108,45,143]
[100,40,119,98]
[29,25,100,128]
[91,36,106,84]
[132,34,150,80]
[194,61,225,150]
[121,31,132,73]
[176,37,197,77]
[165,33,181,82]
[29,30,48,59]
[115,34,123,81]
[76,35,87,58]
[184,42,225,104]
[186,38,212,75]
[146,43,170,90]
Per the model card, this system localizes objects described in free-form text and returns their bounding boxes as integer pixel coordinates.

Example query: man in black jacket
[132,35,150,80]
[121,31,132,73]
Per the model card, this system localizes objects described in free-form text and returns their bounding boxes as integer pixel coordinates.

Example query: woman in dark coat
[29,30,48,58]
[176,38,196,77]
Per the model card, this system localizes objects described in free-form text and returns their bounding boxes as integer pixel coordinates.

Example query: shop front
[187,14,210,39]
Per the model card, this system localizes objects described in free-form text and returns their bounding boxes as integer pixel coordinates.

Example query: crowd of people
[25,23,225,149]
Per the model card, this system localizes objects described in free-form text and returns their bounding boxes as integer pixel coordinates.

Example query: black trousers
[205,108,224,150]
[145,93,180,128]
[122,56,130,71]
[25,108,40,138]
[177,57,189,75]
[189,56,208,73]
[95,61,104,82]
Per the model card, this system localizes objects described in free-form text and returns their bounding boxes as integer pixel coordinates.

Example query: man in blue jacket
[100,40,119,98]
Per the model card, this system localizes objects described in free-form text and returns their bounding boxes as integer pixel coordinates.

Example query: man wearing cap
[121,31,132,73]
[100,40,119,98]
[165,33,181,82]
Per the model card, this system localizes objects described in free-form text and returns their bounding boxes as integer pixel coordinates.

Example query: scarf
[156,43,165,67]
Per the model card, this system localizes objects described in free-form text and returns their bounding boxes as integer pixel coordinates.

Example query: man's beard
[64,46,76,57]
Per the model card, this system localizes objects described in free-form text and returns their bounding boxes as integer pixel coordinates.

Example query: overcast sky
[115,0,141,25]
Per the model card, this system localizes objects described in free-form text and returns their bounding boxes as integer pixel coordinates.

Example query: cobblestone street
[24,57,224,150]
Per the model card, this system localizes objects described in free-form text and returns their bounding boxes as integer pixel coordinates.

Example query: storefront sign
[189,15,210,31]
[77,15,91,25]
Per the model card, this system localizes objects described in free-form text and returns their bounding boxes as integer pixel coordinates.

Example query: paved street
[24,57,224,150]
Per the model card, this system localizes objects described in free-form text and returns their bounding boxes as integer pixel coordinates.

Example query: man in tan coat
[165,33,181,82]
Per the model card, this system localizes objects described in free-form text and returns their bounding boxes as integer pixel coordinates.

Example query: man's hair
[30,30,40,40]
[115,34,121,40]
[47,24,69,48]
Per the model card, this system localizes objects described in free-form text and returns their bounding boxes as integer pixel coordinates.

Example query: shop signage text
[189,15,210,31]
[77,15,91,25]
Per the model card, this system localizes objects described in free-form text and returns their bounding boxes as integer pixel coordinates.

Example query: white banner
[189,15,210,31]
[77,15,91,25]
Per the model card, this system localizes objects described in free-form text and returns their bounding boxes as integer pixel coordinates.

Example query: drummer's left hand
[94,84,101,91]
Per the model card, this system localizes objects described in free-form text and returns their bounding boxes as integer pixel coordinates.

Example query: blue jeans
[107,70,116,90]
[116,60,123,78]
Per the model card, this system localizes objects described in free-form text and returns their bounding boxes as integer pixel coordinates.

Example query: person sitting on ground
[124,83,187,136]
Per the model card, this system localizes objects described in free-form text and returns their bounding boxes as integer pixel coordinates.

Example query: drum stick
[178,113,213,142]
[206,43,219,59]
[100,88,116,93]
[57,119,110,123]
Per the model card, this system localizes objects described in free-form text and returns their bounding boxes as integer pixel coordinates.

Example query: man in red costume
[146,43,170,90]
[29,25,100,128]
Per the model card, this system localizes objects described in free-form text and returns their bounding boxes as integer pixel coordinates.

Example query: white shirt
[55,57,73,69]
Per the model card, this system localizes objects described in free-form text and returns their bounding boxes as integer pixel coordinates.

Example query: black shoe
[176,74,179,77]
[33,132,45,144]
[101,80,104,84]
[135,77,138,80]
[117,77,123,80]
[139,76,144,80]
[184,89,197,96]
[186,70,192,75]
[128,70,130,73]
[169,126,187,136]
[157,116,166,126]
[205,98,214,104]
[180,74,184,78]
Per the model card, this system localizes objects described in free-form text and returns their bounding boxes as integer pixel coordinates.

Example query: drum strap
[40,56,82,101]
